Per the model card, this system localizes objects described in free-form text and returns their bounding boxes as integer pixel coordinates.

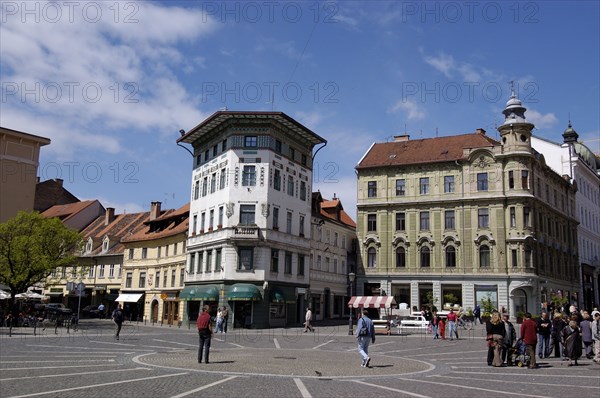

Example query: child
[438,317,446,340]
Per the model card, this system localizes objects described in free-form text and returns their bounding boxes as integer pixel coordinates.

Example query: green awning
[269,287,295,303]
[180,284,220,301]
[226,283,262,301]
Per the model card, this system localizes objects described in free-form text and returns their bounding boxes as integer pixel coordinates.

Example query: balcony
[231,225,261,242]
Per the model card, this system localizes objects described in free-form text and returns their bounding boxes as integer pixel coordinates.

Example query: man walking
[473,304,482,325]
[111,304,124,340]
[520,312,538,369]
[221,306,229,333]
[447,309,459,340]
[197,305,212,364]
[304,307,314,332]
[536,311,552,358]
[355,310,375,367]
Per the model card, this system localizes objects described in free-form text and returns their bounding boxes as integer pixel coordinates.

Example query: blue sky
[1,1,599,220]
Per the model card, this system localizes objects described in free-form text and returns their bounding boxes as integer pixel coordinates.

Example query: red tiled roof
[122,203,190,243]
[42,200,98,220]
[34,179,79,212]
[312,193,356,229]
[356,132,500,169]
[80,211,150,256]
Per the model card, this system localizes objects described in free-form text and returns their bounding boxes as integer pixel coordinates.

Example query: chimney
[476,128,486,135]
[105,207,115,226]
[150,201,161,220]
[393,134,410,142]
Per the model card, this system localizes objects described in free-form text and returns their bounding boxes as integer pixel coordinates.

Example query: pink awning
[348,296,396,309]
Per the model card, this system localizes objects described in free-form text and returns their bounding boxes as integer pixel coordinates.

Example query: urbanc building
[531,124,600,310]
[355,92,579,319]
[177,111,327,328]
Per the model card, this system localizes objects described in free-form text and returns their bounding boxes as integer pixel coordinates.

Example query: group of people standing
[489,307,600,369]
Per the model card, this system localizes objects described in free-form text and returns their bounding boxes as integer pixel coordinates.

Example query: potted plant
[480,293,495,322]
[516,311,525,324]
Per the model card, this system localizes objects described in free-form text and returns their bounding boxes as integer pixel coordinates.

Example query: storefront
[268,286,295,328]
[115,292,144,321]
[161,291,180,325]
[226,283,262,329]
[180,284,220,323]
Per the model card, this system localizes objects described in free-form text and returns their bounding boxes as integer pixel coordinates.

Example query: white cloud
[423,53,455,78]
[0,1,218,155]
[295,110,326,130]
[526,109,559,129]
[389,99,426,120]
[332,14,359,29]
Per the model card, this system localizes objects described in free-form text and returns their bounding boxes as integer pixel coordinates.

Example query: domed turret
[497,83,535,153]
[562,121,579,144]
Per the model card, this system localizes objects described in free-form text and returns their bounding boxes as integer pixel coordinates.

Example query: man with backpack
[111,304,124,340]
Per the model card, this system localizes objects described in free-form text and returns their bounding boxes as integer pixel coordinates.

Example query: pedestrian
[216,308,224,333]
[552,312,567,359]
[355,310,375,367]
[303,307,314,332]
[431,311,440,339]
[447,309,458,340]
[197,305,212,364]
[438,316,446,339]
[580,311,593,359]
[591,311,600,364]
[98,303,105,319]
[485,311,505,367]
[520,312,538,369]
[473,304,482,325]
[536,311,552,358]
[561,318,582,366]
[221,306,229,333]
[501,313,516,365]
[111,304,124,340]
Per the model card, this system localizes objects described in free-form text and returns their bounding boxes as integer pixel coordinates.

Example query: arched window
[396,247,406,268]
[367,247,376,268]
[445,246,456,267]
[480,244,490,267]
[420,247,430,268]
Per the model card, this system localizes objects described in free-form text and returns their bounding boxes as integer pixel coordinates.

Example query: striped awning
[348,296,397,309]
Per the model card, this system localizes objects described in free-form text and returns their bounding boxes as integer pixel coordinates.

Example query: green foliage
[0,211,82,302]
[480,293,495,317]
[443,293,459,305]
[550,292,568,309]
[516,311,525,319]
[424,291,438,311]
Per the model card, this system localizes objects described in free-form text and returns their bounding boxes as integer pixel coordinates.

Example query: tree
[0,211,82,309]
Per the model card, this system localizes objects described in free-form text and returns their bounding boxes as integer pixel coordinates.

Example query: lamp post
[348,272,355,335]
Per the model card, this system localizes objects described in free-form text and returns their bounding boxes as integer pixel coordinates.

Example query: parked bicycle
[457,315,474,330]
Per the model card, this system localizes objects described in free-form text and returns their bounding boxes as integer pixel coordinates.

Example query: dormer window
[86,238,93,254]
[102,237,110,253]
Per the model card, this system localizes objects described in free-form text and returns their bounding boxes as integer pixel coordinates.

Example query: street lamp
[348,272,355,335]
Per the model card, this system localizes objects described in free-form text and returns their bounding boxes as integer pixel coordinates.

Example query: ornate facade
[355,92,579,318]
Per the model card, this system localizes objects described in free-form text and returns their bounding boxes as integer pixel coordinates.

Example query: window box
[208,227,213,232]
[217,224,222,229]
[199,230,204,234]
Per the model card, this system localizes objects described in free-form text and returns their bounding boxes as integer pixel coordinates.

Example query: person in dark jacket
[501,313,516,365]
[111,304,124,340]
[552,312,567,359]
[486,311,506,367]
[561,318,582,366]
[520,312,538,369]
[536,311,552,358]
